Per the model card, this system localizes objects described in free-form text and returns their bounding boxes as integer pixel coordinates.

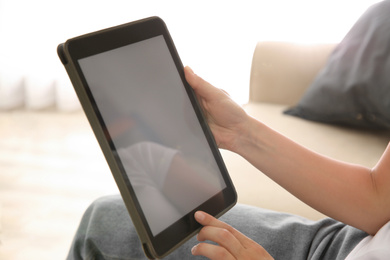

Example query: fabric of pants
[66,195,367,260]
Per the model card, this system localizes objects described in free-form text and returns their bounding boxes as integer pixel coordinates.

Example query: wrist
[230,115,266,156]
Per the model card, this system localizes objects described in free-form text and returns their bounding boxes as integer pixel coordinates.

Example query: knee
[83,195,129,227]
[67,195,143,259]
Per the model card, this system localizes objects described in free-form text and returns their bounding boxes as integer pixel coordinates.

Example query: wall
[0,0,381,110]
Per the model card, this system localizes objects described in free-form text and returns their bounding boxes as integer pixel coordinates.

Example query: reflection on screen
[78,35,226,236]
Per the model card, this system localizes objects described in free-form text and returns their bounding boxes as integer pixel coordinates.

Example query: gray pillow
[284,0,390,129]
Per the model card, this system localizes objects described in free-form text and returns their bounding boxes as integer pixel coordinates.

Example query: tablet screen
[78,35,226,236]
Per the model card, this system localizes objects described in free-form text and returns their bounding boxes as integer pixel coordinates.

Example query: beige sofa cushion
[245,103,389,166]
[249,42,336,106]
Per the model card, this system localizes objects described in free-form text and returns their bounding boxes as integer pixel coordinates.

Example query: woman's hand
[192,211,274,260]
[184,67,249,152]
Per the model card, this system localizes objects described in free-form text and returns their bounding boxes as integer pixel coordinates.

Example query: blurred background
[0,0,381,108]
[0,0,382,259]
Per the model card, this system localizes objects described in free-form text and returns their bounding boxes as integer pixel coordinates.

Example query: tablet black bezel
[59,17,236,259]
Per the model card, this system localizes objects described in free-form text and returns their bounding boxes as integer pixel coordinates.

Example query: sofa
[221,41,390,220]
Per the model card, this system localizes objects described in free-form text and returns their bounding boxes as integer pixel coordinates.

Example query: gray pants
[66,195,367,260]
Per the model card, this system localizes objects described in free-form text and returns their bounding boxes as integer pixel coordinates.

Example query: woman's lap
[66,195,367,260]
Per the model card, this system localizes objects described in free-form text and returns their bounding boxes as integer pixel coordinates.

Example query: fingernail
[191,244,198,255]
[195,211,205,222]
[185,66,195,75]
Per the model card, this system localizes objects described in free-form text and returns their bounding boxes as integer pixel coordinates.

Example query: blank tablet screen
[78,35,226,236]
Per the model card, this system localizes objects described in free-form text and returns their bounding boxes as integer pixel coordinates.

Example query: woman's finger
[196,225,243,256]
[192,242,235,260]
[195,211,255,248]
[184,66,228,102]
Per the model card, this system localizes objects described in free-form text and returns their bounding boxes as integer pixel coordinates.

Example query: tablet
[57,17,237,259]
